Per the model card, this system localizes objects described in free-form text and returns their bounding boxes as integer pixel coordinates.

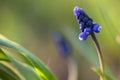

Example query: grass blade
[0,50,9,61]
[0,34,57,80]
[0,63,21,80]
[92,67,116,80]
[1,49,42,80]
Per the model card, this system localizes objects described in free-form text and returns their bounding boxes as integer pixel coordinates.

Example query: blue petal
[84,27,92,34]
[86,20,93,27]
[93,23,102,33]
[78,15,84,21]
[82,17,88,23]
[79,32,88,40]
[73,6,84,17]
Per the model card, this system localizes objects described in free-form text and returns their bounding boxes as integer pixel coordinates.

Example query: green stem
[91,32,104,80]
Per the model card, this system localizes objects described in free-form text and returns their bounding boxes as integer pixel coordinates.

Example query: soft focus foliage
[0,35,56,80]
[0,0,120,80]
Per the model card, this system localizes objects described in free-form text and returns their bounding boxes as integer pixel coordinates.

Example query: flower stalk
[73,6,105,80]
[91,32,104,80]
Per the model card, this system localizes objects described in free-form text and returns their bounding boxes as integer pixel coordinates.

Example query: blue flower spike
[73,6,101,40]
[74,7,104,80]
[53,32,72,57]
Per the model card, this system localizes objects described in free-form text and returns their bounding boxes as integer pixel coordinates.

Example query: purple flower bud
[79,22,85,27]
[80,26,85,32]
[86,20,93,27]
[78,15,84,21]
[82,17,88,23]
[79,22,86,32]
[79,32,88,40]
[73,6,84,17]
[93,23,102,33]
[84,27,92,35]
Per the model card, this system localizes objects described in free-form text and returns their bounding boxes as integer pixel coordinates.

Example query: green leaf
[0,63,21,80]
[92,67,116,80]
[1,49,41,80]
[0,49,9,61]
[0,34,57,80]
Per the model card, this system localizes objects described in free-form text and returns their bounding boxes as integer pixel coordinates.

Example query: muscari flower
[73,6,102,40]
[53,32,72,57]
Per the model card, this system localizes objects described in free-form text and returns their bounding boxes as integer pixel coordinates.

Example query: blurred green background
[0,0,120,80]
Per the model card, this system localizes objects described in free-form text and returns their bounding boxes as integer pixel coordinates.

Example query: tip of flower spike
[93,23,102,33]
[73,6,83,17]
[79,32,88,40]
